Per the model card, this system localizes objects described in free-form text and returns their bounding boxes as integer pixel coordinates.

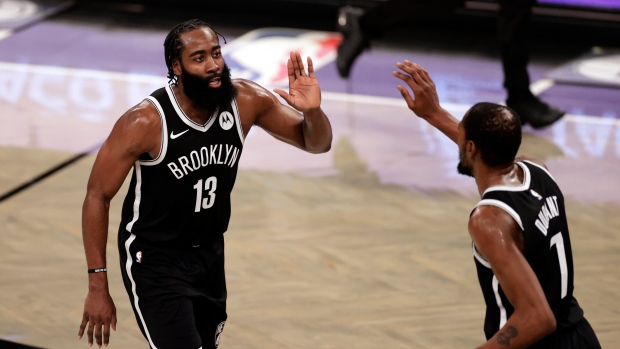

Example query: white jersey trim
[522,160,557,183]
[472,243,491,269]
[232,98,244,144]
[139,97,168,166]
[124,234,158,349]
[482,162,530,195]
[166,84,218,132]
[474,199,525,232]
[125,162,142,232]
[492,275,508,329]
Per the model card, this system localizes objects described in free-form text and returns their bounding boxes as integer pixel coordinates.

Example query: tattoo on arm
[496,326,518,346]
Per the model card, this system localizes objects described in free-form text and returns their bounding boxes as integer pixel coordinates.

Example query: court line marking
[530,78,555,96]
[0,29,12,41]
[0,143,101,204]
[0,61,617,126]
[320,91,620,126]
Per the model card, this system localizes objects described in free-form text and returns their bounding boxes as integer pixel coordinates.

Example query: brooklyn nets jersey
[472,161,584,343]
[119,85,244,247]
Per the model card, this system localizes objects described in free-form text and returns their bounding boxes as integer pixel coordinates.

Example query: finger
[286,58,295,85]
[404,60,432,85]
[406,61,437,92]
[307,56,315,79]
[95,321,103,348]
[393,69,423,95]
[87,320,95,346]
[78,315,88,339]
[397,85,416,110]
[290,51,301,79]
[103,322,110,347]
[295,52,307,77]
[112,313,117,331]
[273,89,293,105]
[398,61,426,87]
[415,62,434,85]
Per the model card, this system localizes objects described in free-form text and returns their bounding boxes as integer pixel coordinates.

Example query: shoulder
[116,99,161,133]
[233,78,278,104]
[106,99,161,154]
[469,205,523,254]
[469,205,512,235]
[515,155,548,170]
[233,78,282,123]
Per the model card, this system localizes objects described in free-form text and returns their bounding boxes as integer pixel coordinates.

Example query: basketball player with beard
[393,60,600,349]
[78,19,332,349]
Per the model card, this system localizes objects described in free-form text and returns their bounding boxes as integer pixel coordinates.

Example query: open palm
[274,51,321,112]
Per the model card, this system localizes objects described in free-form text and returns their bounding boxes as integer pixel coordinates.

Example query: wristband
[88,268,107,274]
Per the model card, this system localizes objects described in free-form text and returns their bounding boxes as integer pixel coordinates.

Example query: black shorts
[118,230,227,349]
[531,317,601,349]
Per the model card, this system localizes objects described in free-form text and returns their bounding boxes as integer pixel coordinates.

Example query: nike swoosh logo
[170,129,189,139]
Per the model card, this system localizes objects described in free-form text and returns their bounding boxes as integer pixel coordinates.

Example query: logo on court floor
[136,251,142,263]
[0,0,39,24]
[219,111,234,130]
[223,28,341,87]
[215,321,226,348]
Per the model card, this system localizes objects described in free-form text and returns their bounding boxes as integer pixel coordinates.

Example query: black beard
[457,161,474,178]
[180,64,237,113]
[457,148,474,178]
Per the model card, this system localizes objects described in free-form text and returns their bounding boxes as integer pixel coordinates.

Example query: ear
[172,59,182,77]
[467,140,478,157]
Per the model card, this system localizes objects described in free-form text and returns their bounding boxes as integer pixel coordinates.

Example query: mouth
[208,76,222,88]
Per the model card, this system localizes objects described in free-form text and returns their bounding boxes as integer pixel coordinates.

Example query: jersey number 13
[194,177,217,212]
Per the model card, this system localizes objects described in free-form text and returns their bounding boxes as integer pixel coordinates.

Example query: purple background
[539,0,620,9]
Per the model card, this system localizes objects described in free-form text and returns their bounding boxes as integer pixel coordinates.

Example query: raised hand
[393,60,442,120]
[274,51,321,112]
[78,290,117,347]
[393,60,459,143]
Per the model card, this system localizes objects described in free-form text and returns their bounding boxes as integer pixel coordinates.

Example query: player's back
[472,160,584,346]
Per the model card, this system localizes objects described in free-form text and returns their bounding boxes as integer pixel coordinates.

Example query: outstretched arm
[251,51,331,154]
[393,60,459,143]
[470,206,556,349]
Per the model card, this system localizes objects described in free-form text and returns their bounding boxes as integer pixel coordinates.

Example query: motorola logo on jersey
[219,111,234,130]
[136,251,143,263]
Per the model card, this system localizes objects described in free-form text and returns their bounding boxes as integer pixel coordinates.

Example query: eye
[214,50,222,58]
[195,55,204,62]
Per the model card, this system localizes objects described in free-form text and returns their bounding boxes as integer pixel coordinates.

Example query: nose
[205,56,220,74]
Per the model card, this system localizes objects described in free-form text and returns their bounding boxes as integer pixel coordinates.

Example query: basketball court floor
[0,2,619,348]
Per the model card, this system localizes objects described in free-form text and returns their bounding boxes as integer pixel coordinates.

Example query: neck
[474,161,521,197]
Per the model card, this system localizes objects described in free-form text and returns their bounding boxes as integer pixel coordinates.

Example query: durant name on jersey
[534,195,560,236]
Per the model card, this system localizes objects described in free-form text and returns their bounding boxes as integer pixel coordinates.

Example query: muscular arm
[470,206,556,349]
[242,51,332,153]
[79,100,161,347]
[237,79,332,153]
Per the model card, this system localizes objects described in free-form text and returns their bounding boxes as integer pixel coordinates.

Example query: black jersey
[472,161,584,344]
[119,85,244,247]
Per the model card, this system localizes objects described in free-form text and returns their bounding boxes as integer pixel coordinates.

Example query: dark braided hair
[462,102,522,167]
[163,19,227,84]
